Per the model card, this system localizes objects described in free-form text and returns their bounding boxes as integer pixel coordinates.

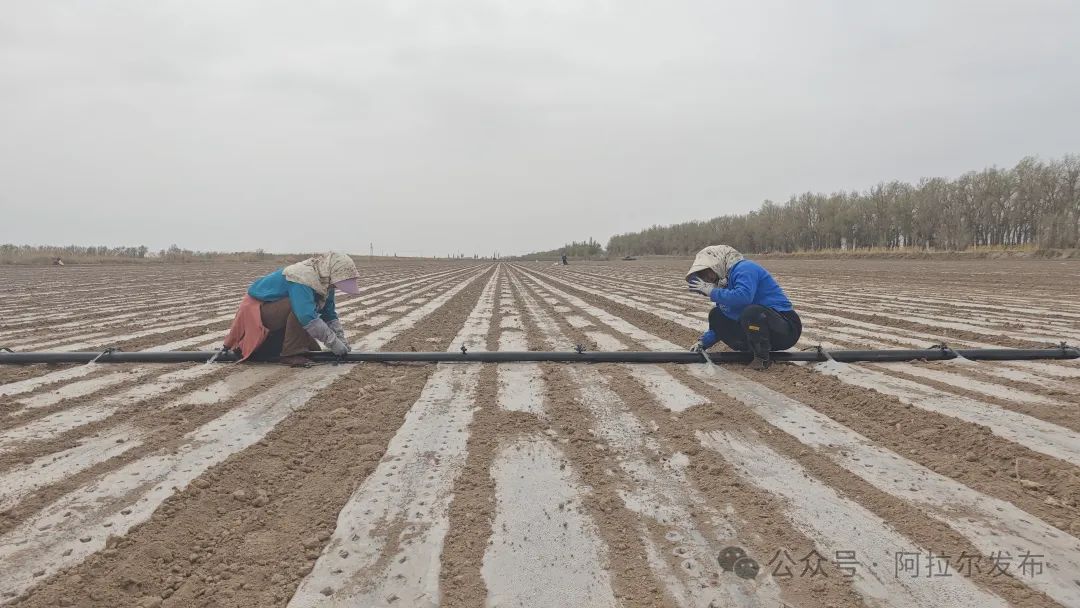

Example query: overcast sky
[2,1,1078,256]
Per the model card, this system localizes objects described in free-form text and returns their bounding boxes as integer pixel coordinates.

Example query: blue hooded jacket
[698,259,792,347]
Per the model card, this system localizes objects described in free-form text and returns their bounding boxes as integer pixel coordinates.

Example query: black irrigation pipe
[0,346,1077,365]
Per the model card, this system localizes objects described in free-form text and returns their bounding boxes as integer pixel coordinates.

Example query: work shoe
[748,356,772,371]
[745,324,772,369]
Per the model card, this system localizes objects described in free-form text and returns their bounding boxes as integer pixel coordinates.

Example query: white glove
[689,341,705,353]
[687,277,717,297]
[303,318,351,356]
[328,337,350,356]
[329,320,353,355]
[327,318,348,343]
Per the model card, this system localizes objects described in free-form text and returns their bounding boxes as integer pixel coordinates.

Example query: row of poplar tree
[604,155,1079,256]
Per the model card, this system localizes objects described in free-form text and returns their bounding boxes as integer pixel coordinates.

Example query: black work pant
[709,305,802,357]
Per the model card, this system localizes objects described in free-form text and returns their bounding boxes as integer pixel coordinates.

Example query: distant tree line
[0,244,296,265]
[514,238,605,260]
[0,244,150,263]
[605,155,1080,256]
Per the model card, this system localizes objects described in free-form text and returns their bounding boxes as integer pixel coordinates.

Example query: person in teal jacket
[685,245,801,370]
[239,252,361,365]
[248,269,342,327]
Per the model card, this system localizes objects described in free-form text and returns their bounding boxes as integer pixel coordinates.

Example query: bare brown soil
[1,258,1078,608]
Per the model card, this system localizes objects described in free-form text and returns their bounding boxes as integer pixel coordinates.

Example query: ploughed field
[2,258,1080,608]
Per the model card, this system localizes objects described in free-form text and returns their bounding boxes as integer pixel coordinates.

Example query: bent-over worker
[685,245,801,370]
[224,252,361,365]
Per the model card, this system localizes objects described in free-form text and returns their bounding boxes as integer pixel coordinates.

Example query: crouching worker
[685,245,801,370]
[224,252,361,365]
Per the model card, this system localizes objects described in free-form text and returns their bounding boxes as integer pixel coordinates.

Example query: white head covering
[686,245,745,288]
[282,252,359,297]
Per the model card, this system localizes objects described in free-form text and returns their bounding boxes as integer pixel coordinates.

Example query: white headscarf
[282,252,359,297]
[686,245,745,287]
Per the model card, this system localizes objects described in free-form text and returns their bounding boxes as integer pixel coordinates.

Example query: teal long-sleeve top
[247,269,337,325]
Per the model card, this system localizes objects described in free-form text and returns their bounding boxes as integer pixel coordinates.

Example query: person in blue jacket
[240,252,361,365]
[685,245,801,370]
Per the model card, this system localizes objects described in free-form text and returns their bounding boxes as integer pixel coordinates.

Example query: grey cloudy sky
[2,1,1078,256]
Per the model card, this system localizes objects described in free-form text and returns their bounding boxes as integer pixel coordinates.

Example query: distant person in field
[685,245,801,370]
[561,253,568,265]
[223,252,361,366]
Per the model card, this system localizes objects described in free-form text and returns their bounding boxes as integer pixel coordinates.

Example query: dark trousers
[255,298,318,359]
[710,305,802,357]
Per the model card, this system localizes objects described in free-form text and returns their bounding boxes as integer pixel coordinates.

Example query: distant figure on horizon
[223,252,361,366]
[52,257,64,266]
[685,245,801,370]
[561,253,568,265]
